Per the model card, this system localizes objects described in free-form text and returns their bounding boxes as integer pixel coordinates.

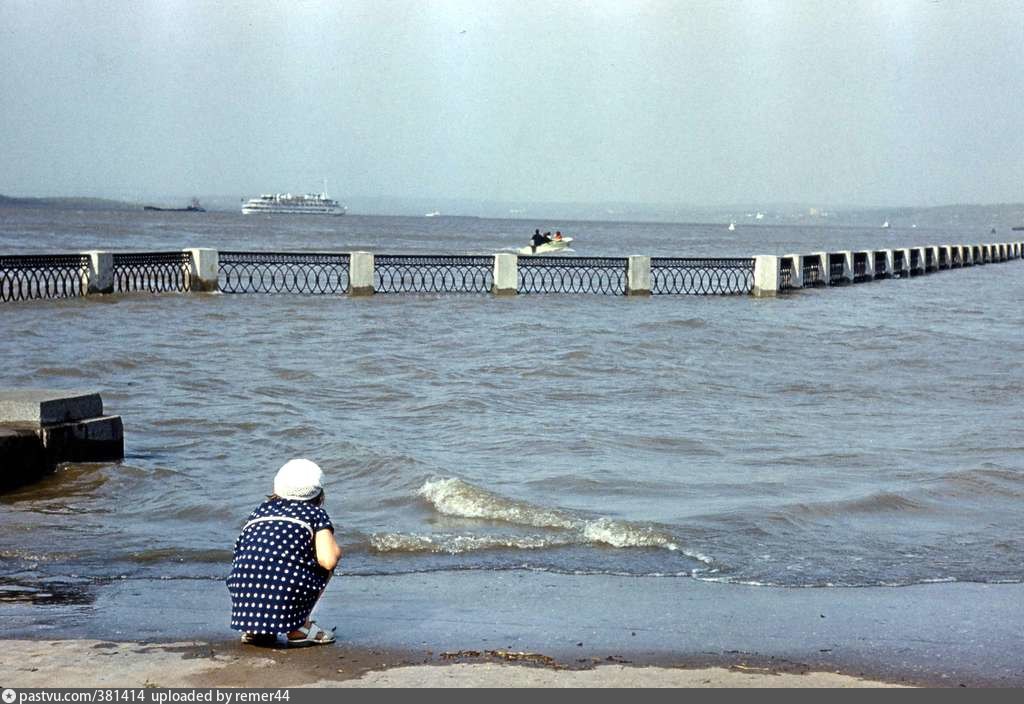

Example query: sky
[1,0,1023,208]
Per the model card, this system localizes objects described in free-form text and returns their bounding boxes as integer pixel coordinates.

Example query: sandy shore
[3,571,1022,687]
[0,639,905,688]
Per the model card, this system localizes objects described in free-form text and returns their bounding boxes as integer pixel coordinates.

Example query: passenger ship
[241,191,346,216]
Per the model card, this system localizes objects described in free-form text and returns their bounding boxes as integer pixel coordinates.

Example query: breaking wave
[368,477,712,562]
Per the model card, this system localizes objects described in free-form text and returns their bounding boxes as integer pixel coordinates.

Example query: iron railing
[650,258,754,295]
[909,249,922,275]
[828,254,846,284]
[925,248,936,271]
[802,255,825,287]
[518,256,627,294]
[113,252,191,293]
[779,257,794,290]
[0,254,90,303]
[374,255,492,294]
[853,252,869,281]
[219,251,350,294]
[938,248,949,269]
[894,250,907,276]
[873,251,889,278]
[951,248,962,267]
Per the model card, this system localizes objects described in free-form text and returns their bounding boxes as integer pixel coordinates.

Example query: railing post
[898,248,911,276]
[752,255,781,297]
[859,250,875,280]
[840,250,853,283]
[626,255,651,296]
[492,253,518,296]
[813,251,830,286]
[184,248,219,292]
[783,254,804,288]
[83,251,113,294]
[349,252,375,296]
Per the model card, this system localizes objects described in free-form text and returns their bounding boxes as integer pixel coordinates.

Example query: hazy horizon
[2,1,1022,208]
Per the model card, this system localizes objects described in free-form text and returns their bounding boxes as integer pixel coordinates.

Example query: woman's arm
[315,528,343,571]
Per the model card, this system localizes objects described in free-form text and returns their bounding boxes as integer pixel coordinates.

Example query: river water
[1,208,1022,606]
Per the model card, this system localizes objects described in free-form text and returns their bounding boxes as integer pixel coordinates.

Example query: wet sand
[2,570,1022,687]
[0,640,905,688]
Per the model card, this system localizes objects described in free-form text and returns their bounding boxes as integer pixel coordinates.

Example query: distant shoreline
[3,193,1024,228]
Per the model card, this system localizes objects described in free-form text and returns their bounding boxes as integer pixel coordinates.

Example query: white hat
[273,459,324,501]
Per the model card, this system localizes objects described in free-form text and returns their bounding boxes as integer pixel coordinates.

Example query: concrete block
[83,250,113,294]
[349,252,375,296]
[492,253,518,296]
[0,426,51,490]
[40,415,124,463]
[185,248,219,292]
[626,255,652,296]
[0,390,103,425]
[752,255,780,296]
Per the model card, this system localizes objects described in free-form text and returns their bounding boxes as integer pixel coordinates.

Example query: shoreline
[2,571,1022,687]
[0,639,910,688]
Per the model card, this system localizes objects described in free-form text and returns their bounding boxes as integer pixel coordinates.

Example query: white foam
[370,531,572,555]
[581,517,679,551]
[418,477,576,529]
[416,477,708,559]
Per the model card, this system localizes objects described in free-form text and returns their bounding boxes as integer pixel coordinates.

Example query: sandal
[240,632,278,647]
[286,621,336,647]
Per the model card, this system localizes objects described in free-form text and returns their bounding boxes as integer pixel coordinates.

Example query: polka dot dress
[227,498,334,634]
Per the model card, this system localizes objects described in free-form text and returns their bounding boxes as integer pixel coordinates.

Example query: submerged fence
[0,254,90,302]
[375,255,492,294]
[113,252,191,293]
[519,256,628,294]
[219,251,350,294]
[0,242,1021,303]
[651,258,754,295]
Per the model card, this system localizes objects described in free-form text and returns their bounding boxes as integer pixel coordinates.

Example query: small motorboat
[516,237,573,256]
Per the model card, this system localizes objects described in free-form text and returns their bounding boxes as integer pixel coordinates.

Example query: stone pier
[492,253,518,296]
[349,252,375,296]
[626,255,652,296]
[0,390,123,490]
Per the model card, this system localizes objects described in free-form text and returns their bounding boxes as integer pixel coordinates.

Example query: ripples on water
[1,210,1023,595]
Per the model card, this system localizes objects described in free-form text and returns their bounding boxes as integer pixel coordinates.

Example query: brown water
[1,208,1023,603]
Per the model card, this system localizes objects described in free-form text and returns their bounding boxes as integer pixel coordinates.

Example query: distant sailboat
[755,212,765,220]
[727,222,736,231]
[425,211,441,217]
[881,220,891,229]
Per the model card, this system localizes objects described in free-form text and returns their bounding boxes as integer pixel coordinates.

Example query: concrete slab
[39,415,123,463]
[0,425,51,489]
[0,389,103,425]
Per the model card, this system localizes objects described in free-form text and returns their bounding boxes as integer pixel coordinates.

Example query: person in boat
[530,229,552,253]
[554,231,563,241]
